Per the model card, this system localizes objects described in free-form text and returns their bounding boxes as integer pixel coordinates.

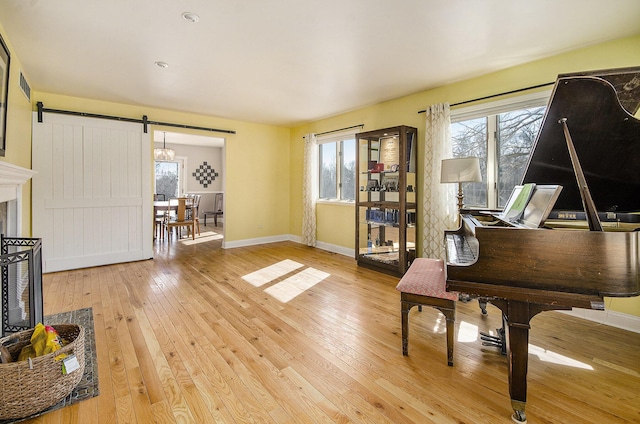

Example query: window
[155,158,185,199]
[318,135,356,201]
[497,107,545,205]
[451,92,549,209]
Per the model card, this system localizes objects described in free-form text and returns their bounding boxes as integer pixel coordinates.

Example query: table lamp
[440,157,482,216]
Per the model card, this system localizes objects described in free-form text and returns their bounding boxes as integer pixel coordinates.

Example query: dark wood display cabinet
[355,125,417,277]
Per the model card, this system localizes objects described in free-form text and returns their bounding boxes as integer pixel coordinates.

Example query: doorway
[152,130,225,243]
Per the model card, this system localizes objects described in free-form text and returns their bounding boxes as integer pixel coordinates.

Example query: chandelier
[154,132,175,160]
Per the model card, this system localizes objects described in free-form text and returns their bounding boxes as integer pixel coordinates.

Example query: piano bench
[395,258,458,366]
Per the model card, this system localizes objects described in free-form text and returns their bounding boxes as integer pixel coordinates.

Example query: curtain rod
[317,124,363,136]
[303,124,364,139]
[36,102,236,135]
[417,82,554,114]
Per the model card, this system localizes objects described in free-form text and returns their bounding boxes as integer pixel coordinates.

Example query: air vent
[19,71,30,101]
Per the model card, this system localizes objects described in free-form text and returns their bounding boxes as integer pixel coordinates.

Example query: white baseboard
[560,308,640,334]
[314,240,354,258]
[223,234,290,249]
[296,238,354,258]
[227,234,355,258]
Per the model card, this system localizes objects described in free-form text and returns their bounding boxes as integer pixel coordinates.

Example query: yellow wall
[0,22,33,236]
[290,34,640,316]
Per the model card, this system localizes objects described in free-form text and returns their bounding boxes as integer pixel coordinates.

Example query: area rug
[0,307,99,423]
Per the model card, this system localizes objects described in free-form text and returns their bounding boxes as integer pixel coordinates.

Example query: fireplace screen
[1,236,43,336]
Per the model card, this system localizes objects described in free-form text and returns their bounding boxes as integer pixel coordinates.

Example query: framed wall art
[192,161,219,188]
[0,34,10,157]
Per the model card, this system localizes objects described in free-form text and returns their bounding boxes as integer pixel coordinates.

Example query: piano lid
[521,67,640,213]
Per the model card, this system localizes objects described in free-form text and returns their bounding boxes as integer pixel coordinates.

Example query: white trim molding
[0,161,36,237]
[561,308,640,334]
[0,161,36,203]
[450,90,552,122]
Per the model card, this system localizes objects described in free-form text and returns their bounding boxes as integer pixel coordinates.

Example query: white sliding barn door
[32,113,152,273]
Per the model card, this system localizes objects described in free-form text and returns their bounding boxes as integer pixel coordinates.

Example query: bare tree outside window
[319,138,356,201]
[155,161,179,199]
[451,117,488,207]
[319,143,337,199]
[341,138,356,201]
[451,106,545,209]
[497,107,545,205]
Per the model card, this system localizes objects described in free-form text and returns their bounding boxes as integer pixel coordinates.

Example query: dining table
[153,199,180,216]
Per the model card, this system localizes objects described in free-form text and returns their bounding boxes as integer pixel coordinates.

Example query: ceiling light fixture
[182,12,200,23]
[154,132,175,161]
[154,61,169,69]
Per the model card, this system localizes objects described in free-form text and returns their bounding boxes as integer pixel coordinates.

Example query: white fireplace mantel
[0,161,36,237]
[0,161,36,204]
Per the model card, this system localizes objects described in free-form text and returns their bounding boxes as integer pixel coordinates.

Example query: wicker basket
[0,324,85,420]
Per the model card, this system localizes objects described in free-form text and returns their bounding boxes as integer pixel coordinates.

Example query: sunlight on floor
[264,267,330,303]
[241,260,330,303]
[455,322,591,369]
[457,320,479,343]
[241,259,304,287]
[529,344,593,370]
[180,230,223,245]
[432,315,446,333]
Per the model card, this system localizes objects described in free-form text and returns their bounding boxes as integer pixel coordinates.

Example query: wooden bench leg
[446,315,455,366]
[401,300,413,356]
[438,307,456,366]
[400,292,456,366]
[433,304,456,366]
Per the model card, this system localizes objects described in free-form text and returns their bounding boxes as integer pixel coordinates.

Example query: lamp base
[456,183,465,226]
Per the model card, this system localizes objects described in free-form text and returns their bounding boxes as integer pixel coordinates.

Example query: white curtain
[422,103,456,259]
[302,133,318,246]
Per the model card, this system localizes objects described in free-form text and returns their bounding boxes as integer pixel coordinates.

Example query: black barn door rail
[36,102,236,135]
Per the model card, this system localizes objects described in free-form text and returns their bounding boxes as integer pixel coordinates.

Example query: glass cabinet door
[355,125,417,276]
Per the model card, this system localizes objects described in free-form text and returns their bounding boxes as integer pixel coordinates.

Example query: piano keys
[445,67,640,423]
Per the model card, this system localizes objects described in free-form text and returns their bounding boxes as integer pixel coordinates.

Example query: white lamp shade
[154,148,175,161]
[155,131,175,161]
[440,157,482,183]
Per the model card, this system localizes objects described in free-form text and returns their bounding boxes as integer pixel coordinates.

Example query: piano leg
[504,312,529,423]
[491,300,563,424]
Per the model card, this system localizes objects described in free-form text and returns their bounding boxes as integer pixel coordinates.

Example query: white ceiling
[1,1,640,129]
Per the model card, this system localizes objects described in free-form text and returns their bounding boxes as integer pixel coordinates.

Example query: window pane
[155,161,179,199]
[451,118,487,208]
[319,142,337,199]
[497,107,544,207]
[341,138,356,201]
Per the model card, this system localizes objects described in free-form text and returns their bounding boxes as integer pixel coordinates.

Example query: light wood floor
[25,226,640,423]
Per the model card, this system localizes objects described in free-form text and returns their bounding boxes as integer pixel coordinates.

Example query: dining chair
[203,193,223,227]
[162,197,195,240]
[190,194,201,235]
[154,210,164,239]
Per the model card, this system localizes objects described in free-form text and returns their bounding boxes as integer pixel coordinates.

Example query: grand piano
[445,67,640,423]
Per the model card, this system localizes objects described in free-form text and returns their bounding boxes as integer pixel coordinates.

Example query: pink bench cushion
[395,258,458,301]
